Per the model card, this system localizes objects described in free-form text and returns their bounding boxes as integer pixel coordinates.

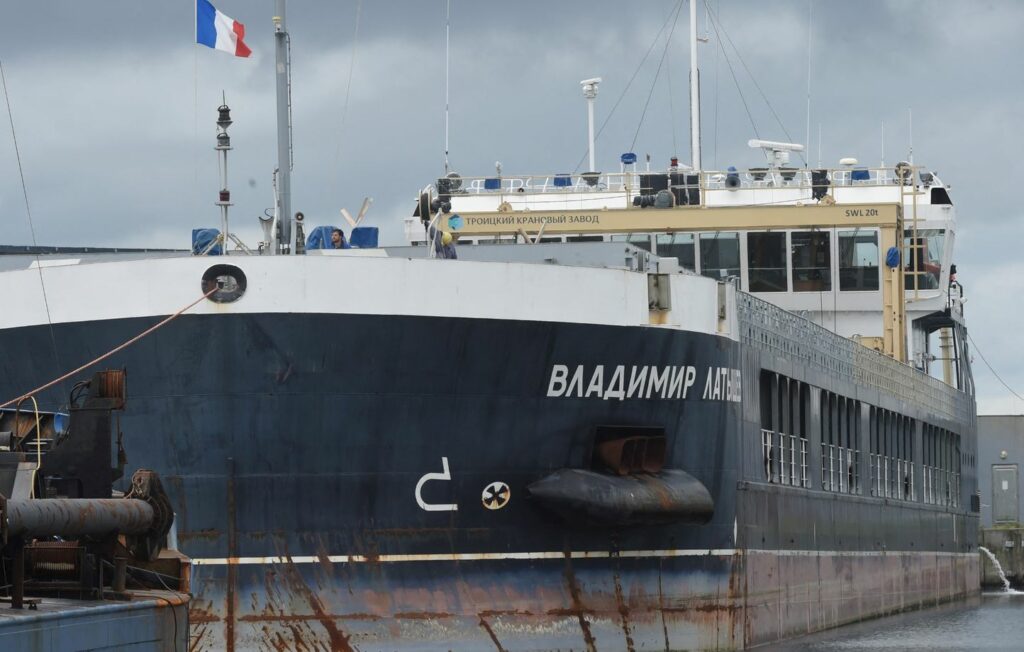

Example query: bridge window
[904,229,944,290]
[792,231,831,292]
[838,230,879,291]
[656,233,695,271]
[699,232,740,279]
[747,232,787,292]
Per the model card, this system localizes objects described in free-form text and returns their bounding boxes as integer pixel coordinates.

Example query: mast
[581,78,601,173]
[273,0,292,253]
[215,100,233,255]
[689,0,701,171]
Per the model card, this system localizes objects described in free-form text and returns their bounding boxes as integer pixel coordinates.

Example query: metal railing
[441,165,931,208]
[922,466,960,507]
[737,292,972,424]
[869,454,915,501]
[821,443,860,494]
[761,429,808,488]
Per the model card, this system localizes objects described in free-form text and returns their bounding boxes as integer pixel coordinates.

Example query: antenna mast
[804,0,812,167]
[444,0,451,173]
[689,0,701,170]
[880,119,885,168]
[907,108,914,164]
[273,0,292,253]
[817,123,822,168]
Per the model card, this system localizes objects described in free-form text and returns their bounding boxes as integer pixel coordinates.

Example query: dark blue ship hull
[0,305,978,650]
[2,312,749,650]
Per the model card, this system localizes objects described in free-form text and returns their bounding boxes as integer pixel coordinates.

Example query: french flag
[196,0,252,58]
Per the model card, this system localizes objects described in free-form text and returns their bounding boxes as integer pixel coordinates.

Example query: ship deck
[0,590,189,651]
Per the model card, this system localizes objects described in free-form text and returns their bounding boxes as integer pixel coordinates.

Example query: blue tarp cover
[191,228,221,255]
[306,226,340,250]
[350,226,379,248]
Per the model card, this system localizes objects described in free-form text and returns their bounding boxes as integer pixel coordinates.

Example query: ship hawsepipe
[0,252,978,651]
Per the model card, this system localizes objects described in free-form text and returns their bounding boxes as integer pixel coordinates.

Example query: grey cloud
[0,0,1021,407]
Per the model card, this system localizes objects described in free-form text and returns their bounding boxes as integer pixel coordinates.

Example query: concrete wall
[978,416,1024,528]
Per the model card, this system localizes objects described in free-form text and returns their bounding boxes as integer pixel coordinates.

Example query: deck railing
[441,165,930,207]
[737,292,972,424]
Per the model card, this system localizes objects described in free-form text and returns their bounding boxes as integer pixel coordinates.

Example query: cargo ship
[0,1,978,649]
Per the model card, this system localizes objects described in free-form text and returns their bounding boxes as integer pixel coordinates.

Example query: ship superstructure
[408,149,962,380]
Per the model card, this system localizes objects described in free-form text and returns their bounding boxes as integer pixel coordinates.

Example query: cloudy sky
[1,1,1022,412]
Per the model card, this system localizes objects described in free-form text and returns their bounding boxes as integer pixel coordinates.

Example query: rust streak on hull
[478,614,509,652]
[563,551,597,652]
[613,568,637,652]
[282,556,357,652]
[226,458,237,652]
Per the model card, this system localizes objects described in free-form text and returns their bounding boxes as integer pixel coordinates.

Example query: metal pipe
[11,541,24,610]
[4,499,154,537]
[113,557,128,593]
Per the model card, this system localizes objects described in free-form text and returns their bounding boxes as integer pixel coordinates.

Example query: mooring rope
[0,287,218,410]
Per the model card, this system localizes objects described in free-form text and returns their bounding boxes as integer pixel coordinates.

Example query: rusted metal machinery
[0,371,182,610]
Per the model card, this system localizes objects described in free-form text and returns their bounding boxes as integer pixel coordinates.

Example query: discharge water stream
[979,545,1013,592]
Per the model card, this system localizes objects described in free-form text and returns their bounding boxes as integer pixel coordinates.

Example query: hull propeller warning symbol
[482,481,511,510]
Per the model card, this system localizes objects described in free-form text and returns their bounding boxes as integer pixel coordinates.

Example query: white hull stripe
[0,255,731,339]
[189,548,976,566]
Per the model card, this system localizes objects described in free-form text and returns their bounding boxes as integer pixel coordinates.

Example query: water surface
[760,594,1024,651]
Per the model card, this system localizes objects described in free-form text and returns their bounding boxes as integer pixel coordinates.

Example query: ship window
[903,229,944,290]
[656,233,695,271]
[699,232,740,279]
[747,232,787,292]
[838,230,879,291]
[930,186,952,205]
[620,233,651,252]
[791,231,831,291]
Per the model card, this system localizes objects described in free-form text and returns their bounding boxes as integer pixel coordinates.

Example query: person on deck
[330,228,350,249]
[428,224,458,260]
